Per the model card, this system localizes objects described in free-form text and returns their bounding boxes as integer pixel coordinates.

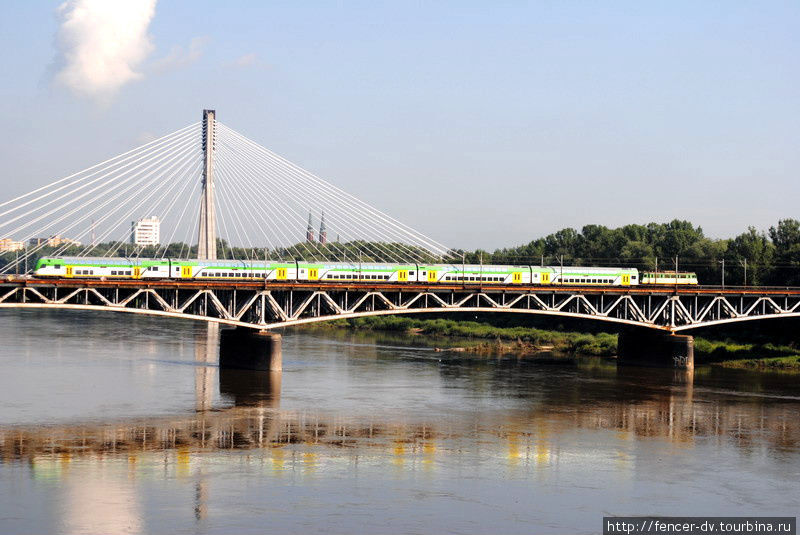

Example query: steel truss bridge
[2,279,800,333]
[2,109,799,335]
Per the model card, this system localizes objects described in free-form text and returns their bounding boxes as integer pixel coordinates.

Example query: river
[0,310,798,534]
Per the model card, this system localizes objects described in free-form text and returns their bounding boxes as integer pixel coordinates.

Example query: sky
[0,0,798,251]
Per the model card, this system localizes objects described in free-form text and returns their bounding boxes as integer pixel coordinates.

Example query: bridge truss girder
[3,283,800,332]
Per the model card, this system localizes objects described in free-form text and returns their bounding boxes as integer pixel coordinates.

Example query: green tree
[768,219,800,285]
[726,227,775,285]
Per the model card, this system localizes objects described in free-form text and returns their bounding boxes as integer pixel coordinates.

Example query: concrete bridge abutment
[219,328,282,372]
[617,329,694,371]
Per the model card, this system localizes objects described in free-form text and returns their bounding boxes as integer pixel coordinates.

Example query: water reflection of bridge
[2,381,798,461]
[3,326,800,461]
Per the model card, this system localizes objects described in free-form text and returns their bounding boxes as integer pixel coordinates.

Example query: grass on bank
[315,316,800,368]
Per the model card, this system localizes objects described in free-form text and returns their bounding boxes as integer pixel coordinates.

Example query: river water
[0,310,798,534]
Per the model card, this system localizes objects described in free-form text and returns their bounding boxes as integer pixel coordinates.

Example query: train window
[409,272,415,276]
[54,264,61,269]
[111,271,116,275]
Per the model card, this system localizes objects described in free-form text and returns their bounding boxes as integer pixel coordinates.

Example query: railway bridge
[3,277,800,372]
[2,110,797,373]
[3,278,799,333]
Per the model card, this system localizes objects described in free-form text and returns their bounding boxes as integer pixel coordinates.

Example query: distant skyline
[0,1,798,251]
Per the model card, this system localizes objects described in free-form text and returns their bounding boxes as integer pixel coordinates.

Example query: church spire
[319,210,327,245]
[306,212,315,242]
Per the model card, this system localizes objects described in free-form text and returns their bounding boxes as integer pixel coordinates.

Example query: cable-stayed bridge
[1,110,800,343]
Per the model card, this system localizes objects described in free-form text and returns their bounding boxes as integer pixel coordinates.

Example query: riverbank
[311,317,800,369]
[316,316,618,356]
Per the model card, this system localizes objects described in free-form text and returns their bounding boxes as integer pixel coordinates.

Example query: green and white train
[33,256,698,286]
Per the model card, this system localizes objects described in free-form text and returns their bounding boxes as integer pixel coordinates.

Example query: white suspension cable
[215,146,331,260]
[216,135,416,262]
[0,122,199,212]
[0,129,200,236]
[1,138,201,272]
[215,141,352,261]
[216,129,428,260]
[218,123,452,257]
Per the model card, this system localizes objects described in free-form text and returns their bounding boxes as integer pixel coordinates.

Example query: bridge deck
[2,278,800,332]
[4,278,800,296]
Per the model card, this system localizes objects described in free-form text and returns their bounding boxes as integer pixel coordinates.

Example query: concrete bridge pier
[219,328,282,372]
[617,329,694,371]
[219,368,281,408]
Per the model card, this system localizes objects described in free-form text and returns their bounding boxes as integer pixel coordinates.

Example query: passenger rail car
[33,257,699,286]
[640,271,699,285]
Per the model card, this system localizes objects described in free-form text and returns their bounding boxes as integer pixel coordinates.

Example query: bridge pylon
[197,109,217,260]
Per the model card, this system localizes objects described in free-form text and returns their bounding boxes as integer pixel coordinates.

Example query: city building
[130,217,160,246]
[28,236,81,248]
[0,238,24,253]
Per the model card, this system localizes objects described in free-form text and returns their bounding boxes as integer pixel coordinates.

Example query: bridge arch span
[2,282,800,333]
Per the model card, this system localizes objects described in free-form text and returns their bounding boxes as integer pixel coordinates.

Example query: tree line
[458,219,800,286]
[3,219,800,286]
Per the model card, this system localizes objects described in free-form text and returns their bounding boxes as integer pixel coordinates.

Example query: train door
[65,266,73,278]
[133,267,142,279]
[427,270,437,283]
[308,268,319,281]
[276,268,287,280]
[541,273,551,284]
[621,274,631,286]
[180,266,192,278]
[512,272,522,283]
[398,270,408,282]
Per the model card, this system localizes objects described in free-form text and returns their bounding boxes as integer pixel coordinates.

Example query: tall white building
[131,217,160,246]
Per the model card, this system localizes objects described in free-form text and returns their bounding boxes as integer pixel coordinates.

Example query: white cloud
[234,53,258,68]
[136,131,158,145]
[151,36,209,74]
[53,0,157,101]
